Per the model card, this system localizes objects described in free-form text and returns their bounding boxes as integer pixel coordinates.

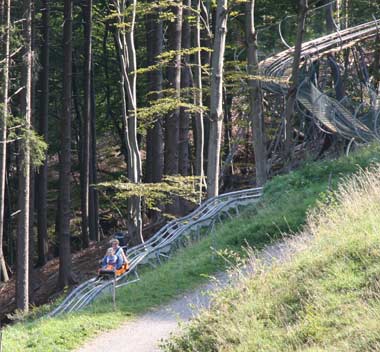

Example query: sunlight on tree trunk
[207,0,228,198]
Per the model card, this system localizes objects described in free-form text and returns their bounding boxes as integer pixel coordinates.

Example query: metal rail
[259,19,380,141]
[48,187,263,317]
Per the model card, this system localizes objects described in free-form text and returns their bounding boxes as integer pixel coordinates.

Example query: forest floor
[0,241,108,323]
[76,236,309,352]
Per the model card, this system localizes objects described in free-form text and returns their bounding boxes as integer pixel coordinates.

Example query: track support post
[112,278,116,310]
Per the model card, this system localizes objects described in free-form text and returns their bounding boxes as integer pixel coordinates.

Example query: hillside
[163,154,380,351]
[2,144,380,351]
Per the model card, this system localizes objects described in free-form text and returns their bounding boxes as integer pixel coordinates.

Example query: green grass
[3,143,380,351]
[163,156,380,351]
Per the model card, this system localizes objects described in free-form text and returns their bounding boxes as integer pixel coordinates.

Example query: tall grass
[163,166,380,351]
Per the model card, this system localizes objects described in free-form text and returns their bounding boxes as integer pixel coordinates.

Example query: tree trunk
[58,0,74,288]
[0,0,10,282]
[206,0,228,198]
[80,0,92,248]
[283,0,308,158]
[193,0,204,203]
[179,0,191,176]
[89,72,99,241]
[245,0,267,186]
[164,0,182,176]
[145,1,163,183]
[103,21,129,163]
[17,0,32,312]
[36,0,49,266]
[201,1,211,171]
[113,0,143,244]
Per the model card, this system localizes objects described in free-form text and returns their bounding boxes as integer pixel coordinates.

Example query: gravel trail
[77,236,310,352]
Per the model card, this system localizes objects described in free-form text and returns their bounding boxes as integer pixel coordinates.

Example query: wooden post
[112,278,116,310]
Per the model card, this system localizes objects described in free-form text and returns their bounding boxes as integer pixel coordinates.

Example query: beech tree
[206,0,228,198]
[113,0,143,244]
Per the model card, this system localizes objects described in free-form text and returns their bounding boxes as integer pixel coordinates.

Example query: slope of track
[3,143,380,352]
[49,187,263,316]
[259,18,380,140]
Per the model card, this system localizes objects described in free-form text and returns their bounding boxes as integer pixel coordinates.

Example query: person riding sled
[101,247,118,270]
[109,238,129,271]
[98,238,129,278]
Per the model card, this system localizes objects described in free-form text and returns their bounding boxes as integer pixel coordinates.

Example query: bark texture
[113,0,143,244]
[58,0,74,288]
[80,0,92,248]
[245,0,267,186]
[164,1,182,176]
[17,0,32,311]
[37,0,49,266]
[193,0,204,202]
[0,0,10,282]
[283,0,308,158]
[206,0,228,198]
[179,0,191,176]
[145,1,163,183]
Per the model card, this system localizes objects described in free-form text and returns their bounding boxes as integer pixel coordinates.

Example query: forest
[0,0,380,330]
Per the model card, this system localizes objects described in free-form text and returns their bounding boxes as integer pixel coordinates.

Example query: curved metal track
[49,187,263,317]
[259,18,380,141]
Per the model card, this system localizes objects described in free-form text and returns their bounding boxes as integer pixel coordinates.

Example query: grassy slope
[163,159,380,351]
[3,144,380,352]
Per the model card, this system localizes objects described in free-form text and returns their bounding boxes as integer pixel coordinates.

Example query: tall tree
[36,0,49,266]
[179,0,191,176]
[80,0,92,248]
[245,0,267,186]
[145,0,164,183]
[206,0,228,198]
[58,0,74,288]
[17,0,32,311]
[283,0,308,157]
[113,0,143,244]
[164,0,182,177]
[0,0,10,282]
[89,73,99,241]
[193,0,204,202]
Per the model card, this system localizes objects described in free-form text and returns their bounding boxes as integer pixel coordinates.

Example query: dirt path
[77,236,310,352]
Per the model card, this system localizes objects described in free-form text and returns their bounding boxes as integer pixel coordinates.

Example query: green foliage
[97,175,203,212]
[8,117,48,170]
[135,47,212,75]
[137,96,207,133]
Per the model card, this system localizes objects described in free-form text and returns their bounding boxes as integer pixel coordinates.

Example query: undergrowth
[3,143,380,351]
[163,162,380,351]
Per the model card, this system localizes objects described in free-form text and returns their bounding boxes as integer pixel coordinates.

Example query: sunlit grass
[163,165,380,352]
